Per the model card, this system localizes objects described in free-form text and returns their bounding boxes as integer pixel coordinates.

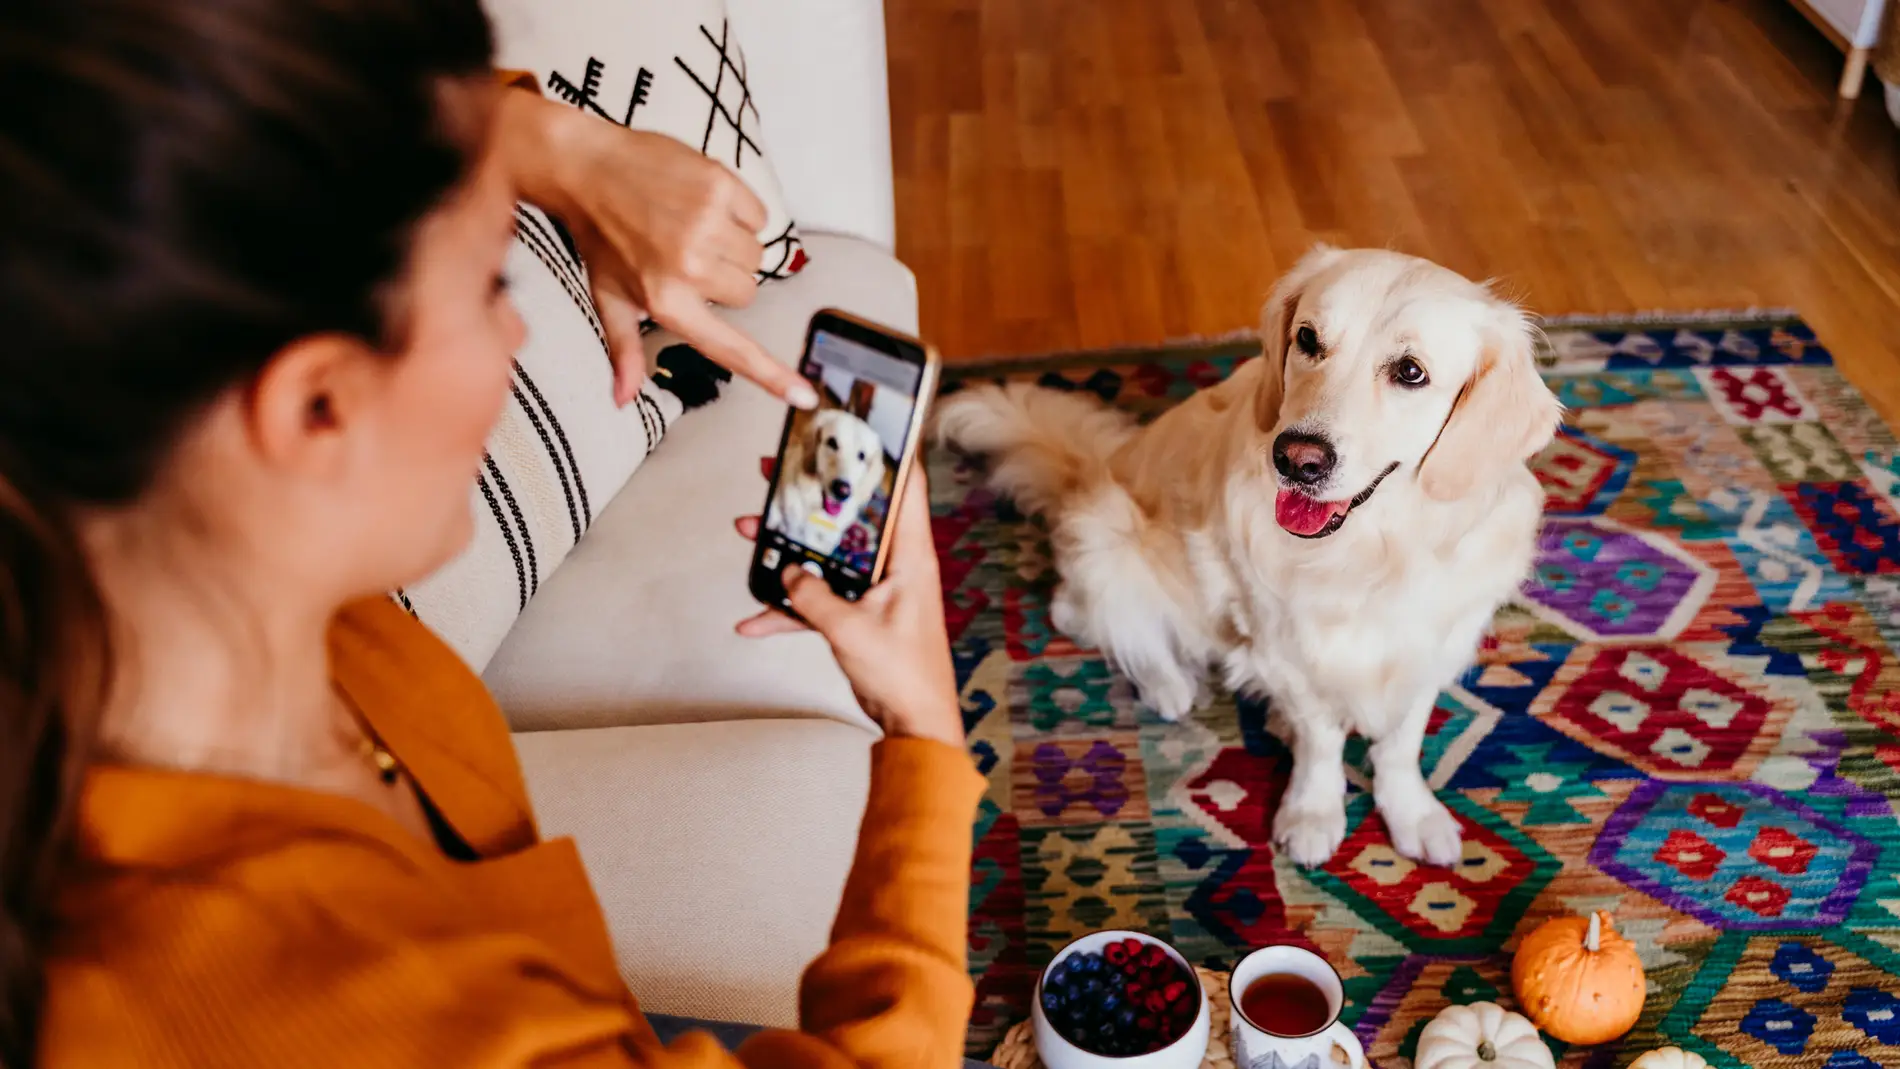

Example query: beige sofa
[482,0,918,1029]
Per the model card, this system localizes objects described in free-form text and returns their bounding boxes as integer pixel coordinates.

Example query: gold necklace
[349,713,402,786]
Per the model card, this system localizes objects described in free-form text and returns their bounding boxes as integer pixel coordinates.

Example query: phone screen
[754,321,927,605]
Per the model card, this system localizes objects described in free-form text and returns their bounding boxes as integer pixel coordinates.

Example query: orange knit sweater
[40,598,983,1067]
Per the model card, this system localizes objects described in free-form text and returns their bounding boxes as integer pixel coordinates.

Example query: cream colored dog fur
[935,246,1562,867]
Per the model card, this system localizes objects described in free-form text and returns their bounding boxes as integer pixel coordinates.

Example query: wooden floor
[887,0,1900,422]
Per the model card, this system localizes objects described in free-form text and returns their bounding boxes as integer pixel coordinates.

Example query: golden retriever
[936,246,1562,867]
[769,407,888,556]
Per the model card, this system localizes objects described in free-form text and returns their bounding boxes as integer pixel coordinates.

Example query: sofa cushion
[514,717,873,1028]
[724,0,896,250]
[484,234,917,733]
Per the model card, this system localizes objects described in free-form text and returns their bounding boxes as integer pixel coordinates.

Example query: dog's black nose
[828,479,853,500]
[1273,431,1336,487]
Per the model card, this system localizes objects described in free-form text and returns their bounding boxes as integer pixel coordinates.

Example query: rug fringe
[947,312,1808,377]
[1537,307,1804,328]
[962,309,1806,360]
[950,329,1263,377]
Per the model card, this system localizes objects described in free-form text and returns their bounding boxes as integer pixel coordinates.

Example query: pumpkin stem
[1477,1040,1497,1061]
[1586,911,1601,953]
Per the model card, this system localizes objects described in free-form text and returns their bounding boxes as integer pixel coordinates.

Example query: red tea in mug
[1238,972,1331,1036]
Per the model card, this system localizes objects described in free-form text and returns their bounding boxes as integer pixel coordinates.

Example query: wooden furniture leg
[1841,46,1871,99]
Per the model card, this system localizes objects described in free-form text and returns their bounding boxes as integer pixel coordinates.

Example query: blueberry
[1042,988,1063,1013]
[1049,961,1071,986]
[1116,1006,1138,1030]
[1100,992,1122,1014]
[1081,977,1103,997]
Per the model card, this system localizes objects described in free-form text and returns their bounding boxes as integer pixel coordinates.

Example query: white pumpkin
[1415,1002,1555,1069]
[1629,1049,1710,1069]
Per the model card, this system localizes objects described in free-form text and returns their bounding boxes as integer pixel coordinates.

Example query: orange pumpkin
[1510,912,1645,1045]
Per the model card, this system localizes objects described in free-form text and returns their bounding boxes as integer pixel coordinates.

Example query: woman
[0,1,979,1066]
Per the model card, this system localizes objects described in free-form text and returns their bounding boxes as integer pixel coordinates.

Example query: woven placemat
[990,966,1239,1069]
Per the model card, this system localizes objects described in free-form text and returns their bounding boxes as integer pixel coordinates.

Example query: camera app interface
[760,330,922,596]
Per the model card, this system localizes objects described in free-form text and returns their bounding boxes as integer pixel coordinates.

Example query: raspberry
[1045,938,1199,1057]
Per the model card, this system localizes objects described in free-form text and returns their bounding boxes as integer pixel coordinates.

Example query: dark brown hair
[0,0,493,1058]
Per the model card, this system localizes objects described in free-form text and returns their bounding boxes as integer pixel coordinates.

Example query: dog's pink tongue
[822,498,844,517]
[1275,489,1345,536]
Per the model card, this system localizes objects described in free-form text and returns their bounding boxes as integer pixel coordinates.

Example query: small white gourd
[1415,1001,1555,1069]
[1628,1049,1710,1069]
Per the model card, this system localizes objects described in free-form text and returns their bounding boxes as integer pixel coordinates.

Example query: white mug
[1031,930,1211,1069]
[1227,945,1367,1069]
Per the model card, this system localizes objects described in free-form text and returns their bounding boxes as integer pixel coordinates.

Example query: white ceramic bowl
[1030,930,1211,1069]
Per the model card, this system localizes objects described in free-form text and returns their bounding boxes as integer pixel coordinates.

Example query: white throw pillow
[485,0,808,279]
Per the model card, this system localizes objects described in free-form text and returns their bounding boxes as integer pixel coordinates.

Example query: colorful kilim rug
[929,314,1900,1068]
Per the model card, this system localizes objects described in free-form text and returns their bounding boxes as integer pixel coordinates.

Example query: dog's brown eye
[1393,357,1428,387]
[1294,325,1320,357]
[825,436,839,450]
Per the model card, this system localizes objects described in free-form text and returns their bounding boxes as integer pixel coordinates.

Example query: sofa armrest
[726,0,895,250]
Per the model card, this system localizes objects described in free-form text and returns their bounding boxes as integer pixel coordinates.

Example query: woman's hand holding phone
[736,472,964,748]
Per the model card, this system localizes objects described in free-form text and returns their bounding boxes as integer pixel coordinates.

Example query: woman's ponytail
[0,458,108,1065]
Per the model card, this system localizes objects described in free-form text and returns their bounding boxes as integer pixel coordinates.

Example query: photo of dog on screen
[766,376,901,573]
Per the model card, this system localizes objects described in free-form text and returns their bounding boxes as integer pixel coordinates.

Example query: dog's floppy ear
[802,417,823,477]
[1417,310,1563,501]
[784,413,819,480]
[1255,244,1344,433]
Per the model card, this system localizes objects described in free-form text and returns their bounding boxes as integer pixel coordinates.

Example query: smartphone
[750,310,941,611]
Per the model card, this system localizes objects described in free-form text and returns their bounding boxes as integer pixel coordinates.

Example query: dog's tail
[934,382,1137,516]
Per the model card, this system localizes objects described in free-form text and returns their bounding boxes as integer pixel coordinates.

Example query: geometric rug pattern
[930,315,1900,1067]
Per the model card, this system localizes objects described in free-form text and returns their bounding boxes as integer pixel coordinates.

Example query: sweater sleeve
[497,68,540,92]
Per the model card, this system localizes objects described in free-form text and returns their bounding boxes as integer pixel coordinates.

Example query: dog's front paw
[1049,587,1088,641]
[1271,799,1348,867]
[1135,672,1199,722]
[1381,795,1463,868]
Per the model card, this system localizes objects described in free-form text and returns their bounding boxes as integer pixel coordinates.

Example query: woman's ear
[1255,244,1343,434]
[247,334,379,480]
[1417,310,1564,501]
